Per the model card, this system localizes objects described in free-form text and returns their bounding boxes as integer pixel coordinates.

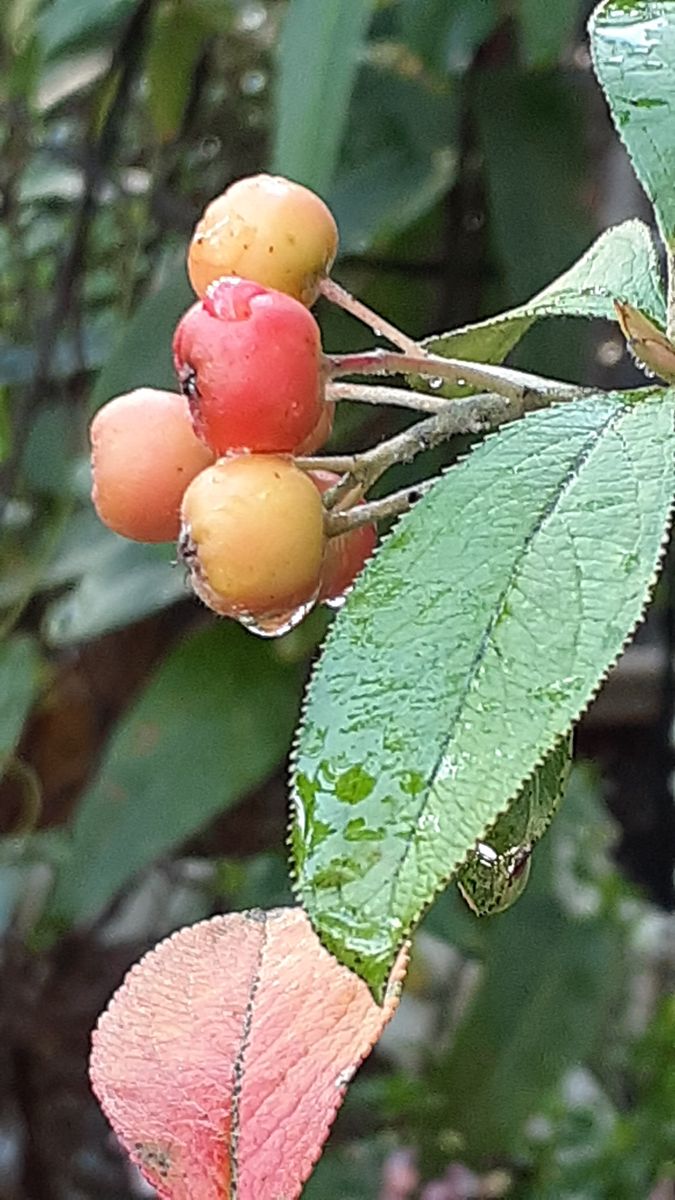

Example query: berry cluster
[90,174,376,636]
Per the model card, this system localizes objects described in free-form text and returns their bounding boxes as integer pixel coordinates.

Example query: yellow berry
[180,455,326,619]
[188,174,338,306]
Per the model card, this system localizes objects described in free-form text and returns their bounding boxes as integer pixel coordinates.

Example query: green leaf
[0,635,42,777]
[41,534,186,647]
[330,68,459,253]
[477,72,592,311]
[439,893,623,1159]
[272,0,377,194]
[455,735,571,916]
[146,1,211,143]
[291,390,675,997]
[421,219,665,396]
[90,262,192,410]
[37,0,136,59]
[397,0,499,74]
[517,0,581,68]
[589,0,675,248]
[49,624,304,924]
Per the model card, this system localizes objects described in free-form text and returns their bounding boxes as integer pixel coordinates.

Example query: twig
[327,348,588,405]
[319,277,425,356]
[326,479,436,534]
[327,381,451,413]
[295,453,357,474]
[312,379,584,530]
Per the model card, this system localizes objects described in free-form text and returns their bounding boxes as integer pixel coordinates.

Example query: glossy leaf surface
[91,908,405,1200]
[420,220,664,397]
[590,0,675,247]
[292,390,675,996]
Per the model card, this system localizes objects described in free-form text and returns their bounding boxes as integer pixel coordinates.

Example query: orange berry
[188,174,338,306]
[180,455,326,622]
[90,389,214,542]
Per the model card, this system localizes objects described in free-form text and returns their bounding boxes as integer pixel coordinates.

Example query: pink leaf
[90,907,406,1199]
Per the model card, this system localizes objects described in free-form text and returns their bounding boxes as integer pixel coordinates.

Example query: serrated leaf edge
[421,217,666,358]
[288,392,675,992]
[588,4,668,248]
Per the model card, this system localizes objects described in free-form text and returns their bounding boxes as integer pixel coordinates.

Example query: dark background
[1,1,675,1197]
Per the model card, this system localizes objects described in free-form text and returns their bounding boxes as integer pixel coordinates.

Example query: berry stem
[325,479,436,535]
[296,453,357,474]
[325,393,514,506]
[327,381,450,413]
[315,377,589,534]
[319,277,425,356]
[327,349,589,405]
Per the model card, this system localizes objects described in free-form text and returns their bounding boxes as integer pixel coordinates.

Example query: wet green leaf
[0,635,42,778]
[291,390,675,997]
[456,735,572,916]
[421,219,664,397]
[590,0,675,247]
[273,0,377,193]
[49,624,304,924]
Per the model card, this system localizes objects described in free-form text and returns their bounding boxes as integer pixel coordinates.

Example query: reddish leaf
[90,907,406,1199]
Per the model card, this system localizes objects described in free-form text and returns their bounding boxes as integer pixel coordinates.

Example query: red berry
[90,388,214,542]
[173,277,327,455]
[295,401,335,455]
[187,174,339,306]
[311,471,377,603]
[180,455,326,623]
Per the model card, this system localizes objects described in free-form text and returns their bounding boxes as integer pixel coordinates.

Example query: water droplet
[324,594,347,612]
[237,599,316,639]
[240,69,267,96]
[234,1,267,34]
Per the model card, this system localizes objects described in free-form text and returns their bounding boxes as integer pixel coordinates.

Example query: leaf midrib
[387,400,624,918]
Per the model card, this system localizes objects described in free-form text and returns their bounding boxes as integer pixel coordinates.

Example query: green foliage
[273,0,378,194]
[49,623,305,925]
[42,533,187,646]
[517,0,581,68]
[455,735,571,916]
[146,1,215,143]
[90,262,192,409]
[330,69,459,254]
[292,390,675,997]
[0,635,42,778]
[397,0,499,74]
[421,219,665,394]
[590,0,675,248]
[36,0,136,59]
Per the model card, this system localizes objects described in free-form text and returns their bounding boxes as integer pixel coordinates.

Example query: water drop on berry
[236,598,317,639]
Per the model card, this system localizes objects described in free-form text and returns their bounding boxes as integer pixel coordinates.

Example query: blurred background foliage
[1,0,675,1197]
